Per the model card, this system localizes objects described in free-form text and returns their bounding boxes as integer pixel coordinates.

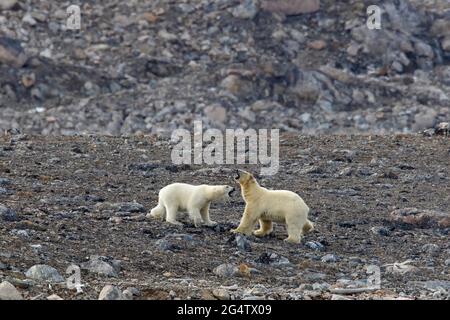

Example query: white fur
[147,183,233,227]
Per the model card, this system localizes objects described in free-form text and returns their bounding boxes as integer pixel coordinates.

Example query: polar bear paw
[284,236,301,244]
[167,219,183,226]
[205,220,218,227]
[253,230,267,237]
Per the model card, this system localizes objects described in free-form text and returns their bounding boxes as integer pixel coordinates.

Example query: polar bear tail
[148,202,166,219]
[303,219,314,233]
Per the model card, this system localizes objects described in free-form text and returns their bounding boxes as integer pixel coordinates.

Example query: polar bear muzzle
[235,169,253,185]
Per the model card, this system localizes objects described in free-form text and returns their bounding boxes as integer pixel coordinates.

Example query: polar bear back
[159,183,200,208]
[258,189,309,223]
[159,183,222,211]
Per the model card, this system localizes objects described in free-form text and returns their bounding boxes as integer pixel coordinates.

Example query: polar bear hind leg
[253,219,273,237]
[284,216,304,244]
[165,204,182,226]
[149,201,166,219]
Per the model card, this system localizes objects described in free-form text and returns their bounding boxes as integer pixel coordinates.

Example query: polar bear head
[209,185,235,201]
[234,169,256,186]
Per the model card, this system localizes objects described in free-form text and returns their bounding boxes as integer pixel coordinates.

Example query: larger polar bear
[148,183,235,227]
[232,170,314,243]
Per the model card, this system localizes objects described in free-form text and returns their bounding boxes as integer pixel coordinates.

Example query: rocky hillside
[0,0,449,135]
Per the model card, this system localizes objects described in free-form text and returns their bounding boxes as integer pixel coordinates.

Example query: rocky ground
[0,133,449,300]
[0,0,449,135]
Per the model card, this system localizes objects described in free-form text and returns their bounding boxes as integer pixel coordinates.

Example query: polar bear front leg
[253,219,273,237]
[188,208,204,227]
[200,203,217,227]
[148,201,166,219]
[231,206,258,236]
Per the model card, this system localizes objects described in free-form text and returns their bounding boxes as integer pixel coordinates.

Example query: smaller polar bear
[148,183,235,227]
[232,170,314,243]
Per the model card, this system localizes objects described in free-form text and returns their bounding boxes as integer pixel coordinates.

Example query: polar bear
[232,170,314,243]
[148,183,235,227]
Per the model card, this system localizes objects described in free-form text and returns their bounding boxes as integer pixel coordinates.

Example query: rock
[331,294,352,300]
[25,265,64,283]
[435,122,449,136]
[157,29,178,42]
[123,287,140,300]
[0,0,17,10]
[445,259,450,267]
[212,288,230,300]
[5,277,34,289]
[227,234,251,252]
[413,108,437,131]
[414,41,434,58]
[31,12,47,23]
[122,290,133,300]
[47,294,63,300]
[98,285,125,300]
[261,0,320,15]
[321,254,338,263]
[0,178,11,186]
[305,241,324,251]
[12,229,29,238]
[417,280,450,292]
[389,208,450,229]
[371,226,391,236]
[308,40,326,50]
[346,43,361,56]
[232,0,259,20]
[385,260,417,275]
[213,264,239,278]
[0,281,23,300]
[255,252,290,266]
[430,19,450,38]
[81,255,120,277]
[0,37,28,68]
[300,113,311,123]
[21,73,36,88]
[0,205,18,222]
[312,282,330,291]
[146,58,181,77]
[141,12,158,24]
[204,104,227,124]
[156,234,196,252]
[301,271,327,281]
[289,29,306,43]
[421,244,440,256]
[125,287,140,297]
[289,70,322,102]
[22,13,37,26]
[220,75,253,98]
[442,37,450,52]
